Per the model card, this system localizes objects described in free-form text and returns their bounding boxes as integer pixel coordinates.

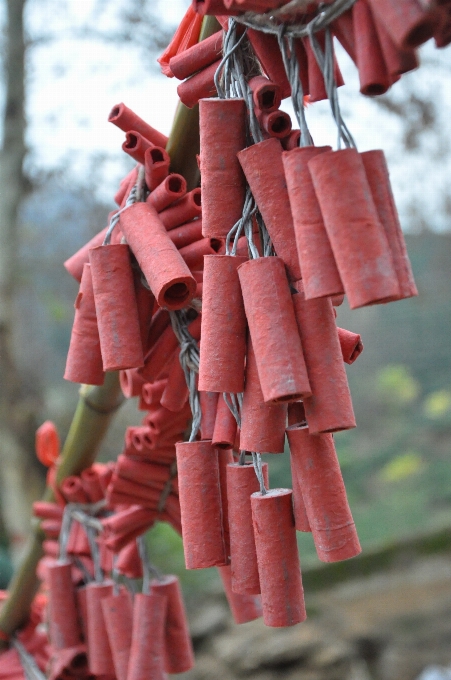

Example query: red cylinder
[101,591,133,680]
[176,440,227,569]
[151,575,195,674]
[177,59,220,109]
[179,237,221,270]
[89,244,144,372]
[64,264,105,386]
[170,30,223,80]
[218,448,234,562]
[303,33,345,102]
[108,474,163,505]
[238,257,311,403]
[198,255,247,394]
[281,129,301,151]
[238,139,301,281]
[160,352,189,412]
[48,560,82,649]
[141,379,168,408]
[240,339,287,453]
[116,456,171,487]
[353,0,391,96]
[122,130,153,165]
[199,98,247,239]
[119,202,196,311]
[283,145,344,300]
[116,540,143,579]
[374,17,419,76]
[251,489,306,627]
[249,75,282,113]
[144,146,170,191]
[108,102,168,148]
[258,109,292,139]
[289,455,311,533]
[64,227,108,283]
[120,369,145,398]
[212,395,238,449]
[199,391,220,440]
[286,425,361,562]
[61,476,89,503]
[292,289,356,434]
[168,219,203,250]
[337,327,364,365]
[332,9,357,61]
[128,592,167,680]
[361,150,418,300]
[218,564,263,624]
[147,174,187,213]
[308,148,400,309]
[227,463,269,594]
[247,30,291,99]
[288,401,306,427]
[366,0,439,49]
[33,501,63,521]
[80,467,104,503]
[159,188,202,230]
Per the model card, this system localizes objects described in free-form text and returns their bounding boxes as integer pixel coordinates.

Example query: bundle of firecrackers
[3,0,441,675]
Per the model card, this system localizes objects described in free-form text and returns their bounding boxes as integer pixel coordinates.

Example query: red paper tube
[288,401,306,427]
[179,236,222,270]
[116,540,143,579]
[41,519,62,539]
[101,505,156,541]
[89,244,144,371]
[248,75,282,112]
[158,188,202,230]
[366,0,439,49]
[119,202,197,310]
[147,174,187,213]
[61,476,89,504]
[198,255,247,393]
[176,440,227,568]
[170,30,223,80]
[33,502,63,521]
[151,575,194,674]
[240,339,287,453]
[116,455,171,486]
[434,7,451,47]
[238,257,311,403]
[292,289,356,434]
[144,146,170,192]
[331,9,357,62]
[199,98,247,239]
[308,148,400,309]
[160,352,189,412]
[128,592,167,680]
[47,646,88,680]
[124,425,154,454]
[337,327,364,365]
[133,267,155,353]
[283,145,343,300]
[48,560,82,649]
[145,402,192,436]
[218,448,234,562]
[64,227,108,283]
[64,263,105,386]
[108,102,168,148]
[103,520,157,551]
[76,585,88,640]
[287,425,361,562]
[218,565,263,624]
[361,149,418,300]
[281,129,301,151]
[123,445,176,465]
[258,109,292,139]
[120,369,145,398]
[227,462,269,594]
[353,0,391,96]
[109,474,164,504]
[122,130,153,165]
[238,138,301,281]
[101,591,133,680]
[303,33,344,103]
[67,522,91,557]
[147,307,171,346]
[177,59,219,109]
[168,219,203,250]
[251,489,306,627]
[86,582,115,675]
[199,391,220,440]
[81,467,105,503]
[142,379,168,407]
[373,15,419,76]
[247,30,291,99]
[290,459,311,533]
[97,461,115,492]
[115,166,139,206]
[212,395,238,449]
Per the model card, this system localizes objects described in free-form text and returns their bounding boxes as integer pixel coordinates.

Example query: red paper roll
[199,98,247,239]
[101,591,133,680]
[170,30,223,80]
[158,188,202,230]
[238,139,301,281]
[238,257,311,403]
[128,592,167,680]
[177,59,220,109]
[144,146,170,191]
[374,18,419,76]
[212,395,238,449]
[33,501,63,521]
[218,448,234,562]
[151,575,195,674]
[283,145,344,300]
[361,150,418,300]
[227,462,269,594]
[289,454,311,533]
[116,540,143,579]
[176,440,227,569]
[199,391,220,440]
[89,244,144,371]
[247,30,291,99]
[109,102,168,148]
[86,582,116,675]
[61,476,89,504]
[332,9,357,62]
[198,255,247,393]
[303,33,344,102]
[337,327,364,365]
[147,174,187,212]
[64,227,108,283]
[251,489,306,627]
[119,202,196,310]
[142,379,168,407]
[292,289,356,434]
[258,109,292,139]
[353,0,391,96]
[366,0,439,49]
[64,264,105,386]
[116,456,171,487]
[240,339,287,453]
[160,352,189,412]
[286,425,361,562]
[248,75,282,112]
[217,564,263,624]
[308,148,400,309]
[179,237,222,270]
[80,467,104,503]
[168,219,203,249]
[281,129,301,151]
[120,369,145,398]
[122,130,153,165]
[48,560,82,649]
[41,519,62,539]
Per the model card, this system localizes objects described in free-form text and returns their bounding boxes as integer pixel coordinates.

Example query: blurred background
[0,1,451,678]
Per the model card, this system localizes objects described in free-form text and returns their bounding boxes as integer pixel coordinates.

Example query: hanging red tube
[108,102,168,148]
[212,395,238,449]
[374,18,419,77]
[218,448,234,562]
[47,560,82,650]
[170,30,223,80]
[101,591,133,680]
[247,30,291,99]
[147,174,187,212]
[128,592,167,680]
[353,0,391,96]
[85,582,116,676]
[258,109,292,139]
[160,352,189,412]
[248,75,282,113]
[116,540,143,579]
[158,188,202,230]
[217,565,263,624]
[177,59,220,109]
[64,227,108,283]
[366,0,440,50]
[290,455,311,533]
[199,391,220,440]
[302,33,344,102]
[144,146,170,191]
[337,327,364,365]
